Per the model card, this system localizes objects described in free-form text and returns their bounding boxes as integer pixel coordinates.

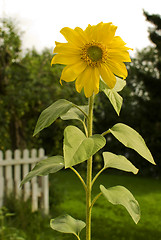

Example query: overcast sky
[0,0,161,55]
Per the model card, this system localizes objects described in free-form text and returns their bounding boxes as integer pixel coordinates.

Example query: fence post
[0,151,4,207]
[39,148,49,215]
[5,150,13,196]
[14,149,21,198]
[22,149,31,201]
[31,149,38,212]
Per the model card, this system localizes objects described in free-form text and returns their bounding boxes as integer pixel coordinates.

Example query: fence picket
[5,150,13,195]
[38,149,49,214]
[14,149,21,198]
[23,149,31,201]
[0,151,4,206]
[31,149,38,212]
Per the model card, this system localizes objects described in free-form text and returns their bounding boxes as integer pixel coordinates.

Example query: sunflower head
[51,22,132,98]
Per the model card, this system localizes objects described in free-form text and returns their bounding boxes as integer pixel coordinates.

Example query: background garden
[0,10,161,240]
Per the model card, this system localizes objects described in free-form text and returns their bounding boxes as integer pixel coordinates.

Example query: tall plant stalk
[86,95,94,240]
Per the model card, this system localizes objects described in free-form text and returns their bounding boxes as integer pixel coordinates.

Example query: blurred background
[0,0,160,177]
[0,0,161,239]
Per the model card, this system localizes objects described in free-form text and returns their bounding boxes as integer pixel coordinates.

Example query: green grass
[50,170,161,240]
[5,170,161,240]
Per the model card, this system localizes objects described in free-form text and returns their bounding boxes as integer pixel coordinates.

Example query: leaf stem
[70,167,87,192]
[73,104,88,119]
[76,235,81,240]
[91,168,106,187]
[82,120,88,137]
[101,129,110,137]
[90,192,102,210]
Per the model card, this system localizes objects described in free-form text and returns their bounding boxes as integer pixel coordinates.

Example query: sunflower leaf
[60,105,88,122]
[103,152,138,174]
[100,185,140,224]
[114,76,126,92]
[109,123,155,164]
[64,126,106,168]
[100,79,123,115]
[50,214,85,238]
[33,99,74,136]
[21,156,64,186]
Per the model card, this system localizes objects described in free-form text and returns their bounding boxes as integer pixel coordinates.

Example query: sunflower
[51,22,132,98]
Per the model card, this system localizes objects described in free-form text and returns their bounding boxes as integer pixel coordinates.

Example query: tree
[0,18,86,153]
[124,11,161,176]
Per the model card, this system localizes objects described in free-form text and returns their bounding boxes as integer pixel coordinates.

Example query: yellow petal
[84,67,100,97]
[107,60,128,79]
[85,22,117,44]
[51,54,80,65]
[108,50,131,62]
[60,61,87,83]
[83,68,95,98]
[74,27,89,44]
[60,27,84,47]
[98,63,116,89]
[111,36,126,47]
[110,36,133,51]
[54,42,81,54]
[93,67,100,94]
[97,23,117,45]
[75,67,90,93]
[75,67,100,98]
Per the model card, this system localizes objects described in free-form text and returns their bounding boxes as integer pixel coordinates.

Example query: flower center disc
[87,46,103,62]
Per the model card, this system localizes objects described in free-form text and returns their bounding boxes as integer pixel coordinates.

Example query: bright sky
[0,0,161,55]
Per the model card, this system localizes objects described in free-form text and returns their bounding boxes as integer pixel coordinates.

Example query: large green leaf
[100,79,123,116]
[103,152,138,174]
[21,156,64,185]
[60,105,88,122]
[33,99,74,136]
[100,185,140,224]
[114,77,126,92]
[109,123,155,165]
[50,214,86,239]
[64,126,106,168]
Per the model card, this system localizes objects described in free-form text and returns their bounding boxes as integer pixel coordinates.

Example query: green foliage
[61,105,88,122]
[103,152,138,174]
[100,185,140,224]
[33,99,74,136]
[0,18,87,153]
[100,77,126,115]
[50,214,86,239]
[54,171,161,240]
[118,10,161,175]
[4,172,161,240]
[21,89,154,240]
[4,196,56,240]
[64,126,106,168]
[109,123,155,164]
[0,206,26,240]
[21,155,64,185]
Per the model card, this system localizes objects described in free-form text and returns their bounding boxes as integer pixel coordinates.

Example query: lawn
[50,170,161,240]
[4,170,161,240]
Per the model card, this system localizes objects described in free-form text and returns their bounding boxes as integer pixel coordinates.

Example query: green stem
[101,129,110,137]
[82,120,88,137]
[90,192,102,210]
[86,95,94,240]
[74,104,89,119]
[70,167,87,192]
[77,235,81,240]
[91,168,106,187]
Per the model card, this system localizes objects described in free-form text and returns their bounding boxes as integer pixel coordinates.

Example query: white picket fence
[0,148,49,214]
